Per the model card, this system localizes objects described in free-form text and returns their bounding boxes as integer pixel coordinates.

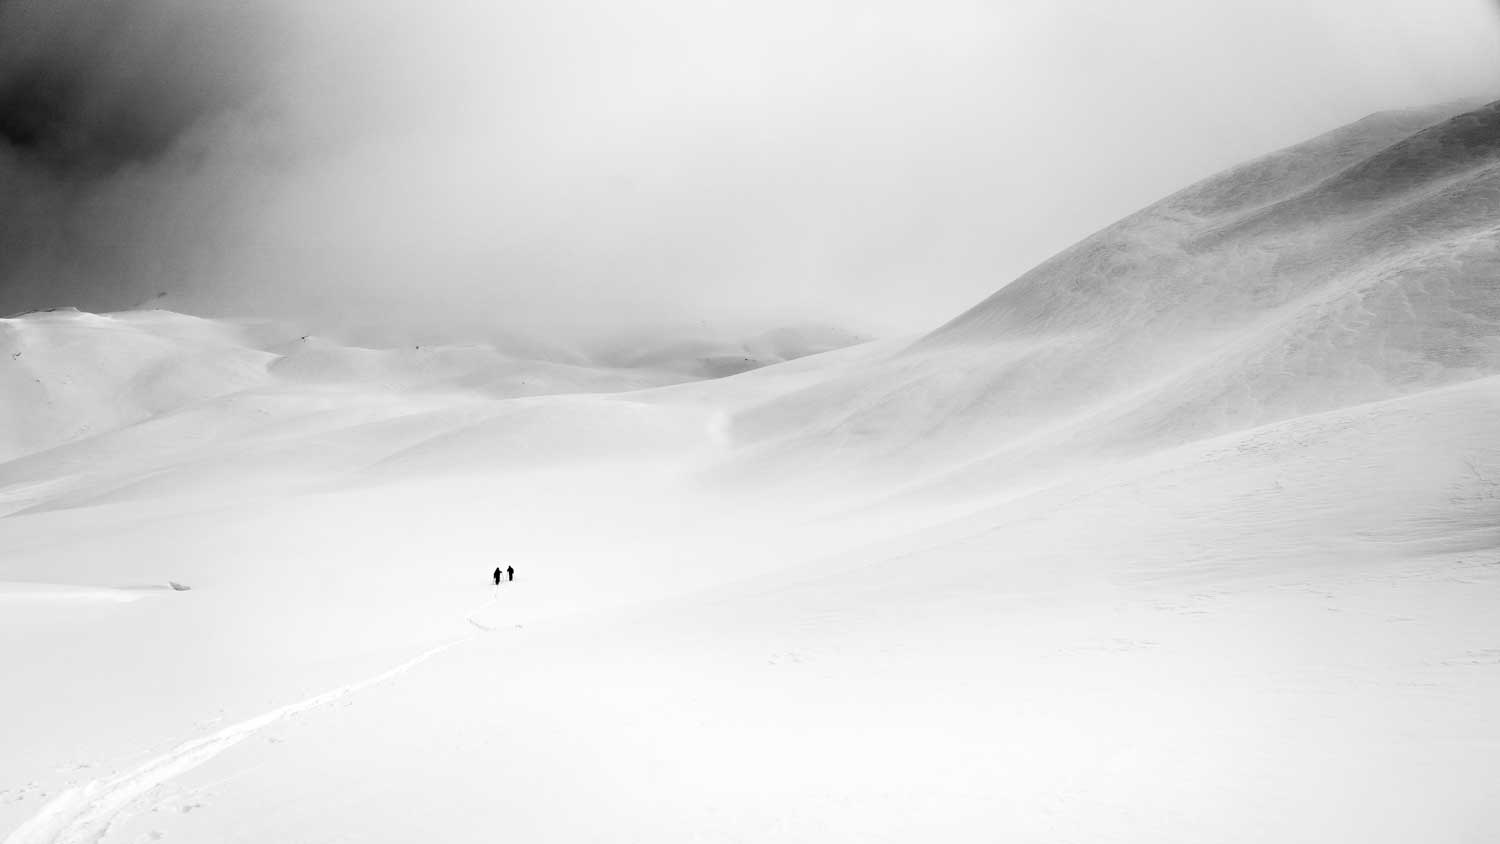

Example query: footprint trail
[4,636,471,844]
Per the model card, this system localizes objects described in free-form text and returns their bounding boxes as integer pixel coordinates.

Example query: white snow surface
[3,101,1499,843]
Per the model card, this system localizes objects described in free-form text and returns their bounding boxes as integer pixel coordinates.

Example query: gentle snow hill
[711,99,1500,495]
[0,311,684,512]
[0,311,868,514]
[0,310,275,462]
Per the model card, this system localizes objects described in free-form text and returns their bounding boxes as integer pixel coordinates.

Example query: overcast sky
[1,0,1497,338]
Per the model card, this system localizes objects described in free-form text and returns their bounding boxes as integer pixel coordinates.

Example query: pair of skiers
[492,566,514,586]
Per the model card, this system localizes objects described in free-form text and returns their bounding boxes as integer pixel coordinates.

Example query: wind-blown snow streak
[3,637,468,844]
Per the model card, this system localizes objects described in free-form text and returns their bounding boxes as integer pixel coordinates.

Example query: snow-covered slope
[0,310,275,462]
[3,101,1498,843]
[712,100,1500,498]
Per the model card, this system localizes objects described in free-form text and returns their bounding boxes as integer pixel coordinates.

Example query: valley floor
[2,316,1498,843]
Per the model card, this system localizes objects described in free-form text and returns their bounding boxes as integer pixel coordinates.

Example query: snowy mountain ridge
[709,99,1500,498]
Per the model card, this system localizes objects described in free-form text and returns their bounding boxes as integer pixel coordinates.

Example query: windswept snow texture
[3,101,1500,843]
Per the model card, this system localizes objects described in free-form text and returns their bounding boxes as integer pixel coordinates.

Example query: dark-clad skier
[506,565,514,582]
[493,567,502,586]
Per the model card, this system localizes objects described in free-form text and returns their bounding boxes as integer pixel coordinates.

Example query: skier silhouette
[506,566,514,582]
[493,567,502,586]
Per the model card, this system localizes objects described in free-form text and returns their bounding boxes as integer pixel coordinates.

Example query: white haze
[0,0,1496,338]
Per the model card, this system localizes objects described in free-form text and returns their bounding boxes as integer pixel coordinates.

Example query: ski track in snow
[3,601,502,844]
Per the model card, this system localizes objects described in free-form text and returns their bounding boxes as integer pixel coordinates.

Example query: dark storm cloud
[0,0,271,174]
[0,0,277,314]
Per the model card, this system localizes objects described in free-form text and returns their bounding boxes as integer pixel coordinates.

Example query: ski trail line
[4,634,473,844]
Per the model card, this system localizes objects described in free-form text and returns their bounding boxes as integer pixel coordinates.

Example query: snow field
[3,100,1499,842]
